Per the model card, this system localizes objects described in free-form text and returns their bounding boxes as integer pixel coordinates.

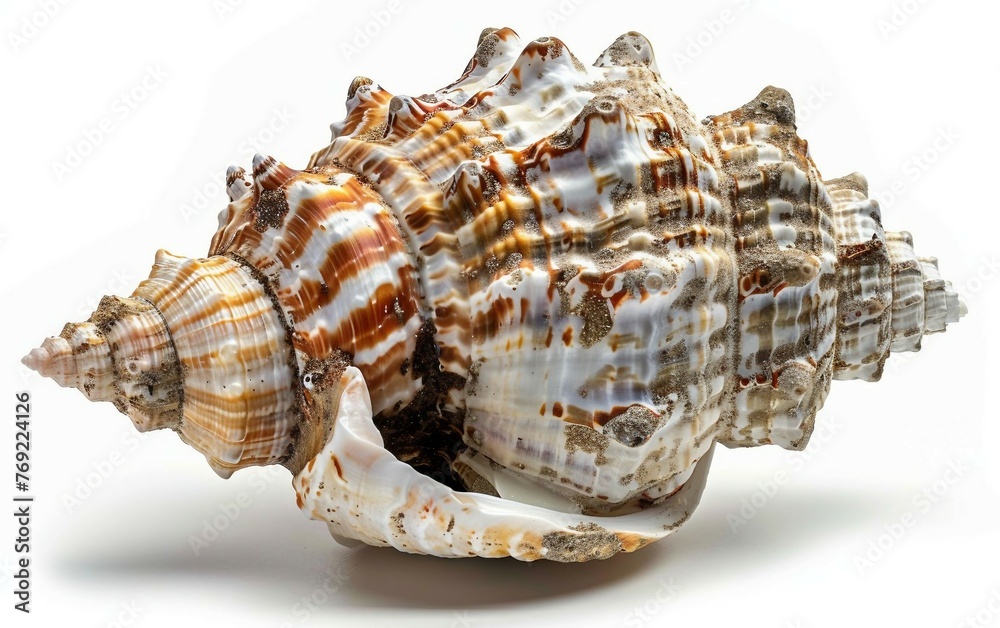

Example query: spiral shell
[23,28,964,561]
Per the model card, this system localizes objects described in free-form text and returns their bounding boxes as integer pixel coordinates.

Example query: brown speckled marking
[633,447,666,486]
[283,350,351,476]
[252,189,291,232]
[391,512,406,536]
[541,523,623,562]
[602,404,662,447]
[564,424,609,466]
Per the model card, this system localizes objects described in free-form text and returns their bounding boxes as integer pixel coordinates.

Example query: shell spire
[21,296,182,431]
[24,250,300,479]
[824,171,965,379]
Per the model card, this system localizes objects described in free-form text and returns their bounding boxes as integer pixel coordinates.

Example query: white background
[2,0,998,626]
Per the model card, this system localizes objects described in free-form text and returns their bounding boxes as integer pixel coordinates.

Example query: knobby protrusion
[593,31,659,74]
[706,85,797,127]
[347,75,373,101]
[226,165,251,202]
[328,79,394,142]
[251,153,297,191]
[384,94,427,140]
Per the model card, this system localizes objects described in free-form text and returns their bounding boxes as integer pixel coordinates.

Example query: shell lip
[294,367,714,561]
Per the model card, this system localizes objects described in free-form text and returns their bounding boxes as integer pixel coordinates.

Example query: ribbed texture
[884,232,964,352]
[133,251,296,477]
[826,173,892,381]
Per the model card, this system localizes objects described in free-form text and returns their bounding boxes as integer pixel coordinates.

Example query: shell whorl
[23,27,965,561]
[22,295,182,431]
[25,251,297,478]
[826,174,964,376]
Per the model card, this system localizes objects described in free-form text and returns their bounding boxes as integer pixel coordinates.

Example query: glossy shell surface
[23,28,964,561]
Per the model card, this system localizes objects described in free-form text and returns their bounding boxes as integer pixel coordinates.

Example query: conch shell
[24,28,964,561]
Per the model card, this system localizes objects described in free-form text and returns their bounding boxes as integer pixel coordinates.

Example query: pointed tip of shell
[21,341,71,381]
[752,86,796,125]
[25,296,183,432]
[21,347,42,372]
[23,327,113,400]
[919,257,967,328]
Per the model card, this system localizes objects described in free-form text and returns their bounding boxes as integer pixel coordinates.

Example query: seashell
[23,27,965,562]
